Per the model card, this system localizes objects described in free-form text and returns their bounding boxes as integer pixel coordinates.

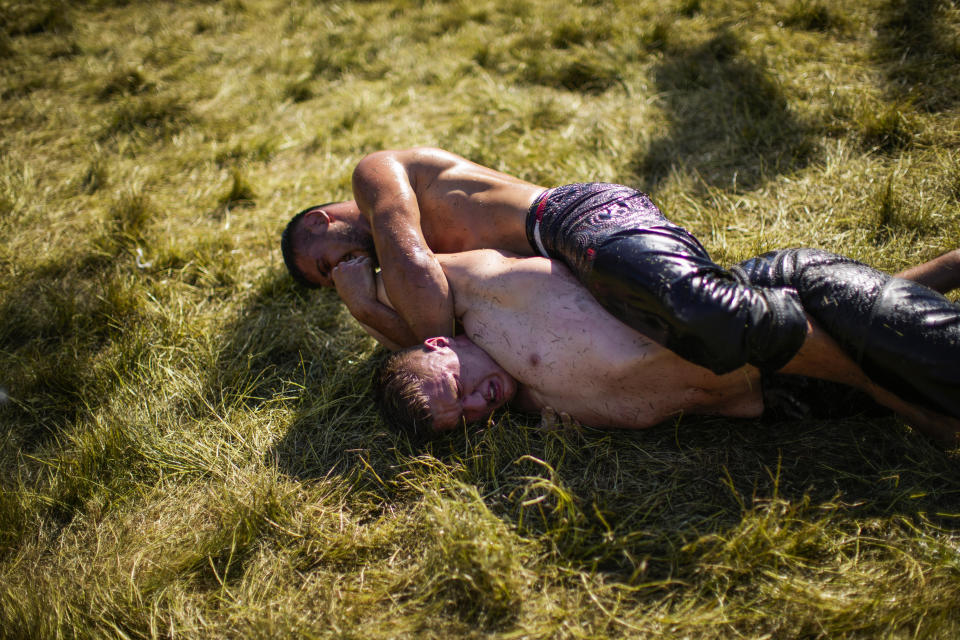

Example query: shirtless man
[283,147,960,362]
[375,249,960,444]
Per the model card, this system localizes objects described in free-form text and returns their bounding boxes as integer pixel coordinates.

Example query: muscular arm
[360,250,521,349]
[352,304,414,350]
[351,149,456,343]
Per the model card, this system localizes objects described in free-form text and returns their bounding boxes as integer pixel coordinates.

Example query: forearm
[353,150,456,341]
[345,299,419,348]
[776,315,871,389]
[381,264,456,341]
[358,321,404,351]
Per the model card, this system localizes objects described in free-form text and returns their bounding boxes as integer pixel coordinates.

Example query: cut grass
[2,0,960,638]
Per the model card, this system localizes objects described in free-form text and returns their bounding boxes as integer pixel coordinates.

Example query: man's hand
[332,256,377,316]
[332,256,420,349]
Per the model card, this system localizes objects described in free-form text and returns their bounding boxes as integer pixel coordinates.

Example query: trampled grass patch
[2,0,960,638]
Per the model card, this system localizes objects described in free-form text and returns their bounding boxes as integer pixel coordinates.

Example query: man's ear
[423,336,451,351]
[301,209,332,234]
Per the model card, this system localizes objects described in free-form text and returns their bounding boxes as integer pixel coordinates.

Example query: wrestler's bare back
[355,147,545,255]
[436,250,765,428]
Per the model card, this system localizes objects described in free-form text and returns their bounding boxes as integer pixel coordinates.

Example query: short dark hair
[375,347,436,439]
[281,203,335,289]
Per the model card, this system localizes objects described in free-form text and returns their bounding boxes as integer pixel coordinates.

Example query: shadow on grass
[0,181,169,460]
[0,254,136,457]
[247,292,959,623]
[266,337,960,586]
[209,271,400,483]
[201,271,327,414]
[264,349,402,495]
[634,29,816,192]
[873,0,960,112]
[0,249,156,554]
[420,378,960,586]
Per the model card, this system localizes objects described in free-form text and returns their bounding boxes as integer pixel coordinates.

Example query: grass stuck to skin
[1,0,960,637]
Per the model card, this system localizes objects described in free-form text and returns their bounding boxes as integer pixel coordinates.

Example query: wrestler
[375,249,960,444]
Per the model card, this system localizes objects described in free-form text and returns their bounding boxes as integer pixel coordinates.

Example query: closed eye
[315,260,329,281]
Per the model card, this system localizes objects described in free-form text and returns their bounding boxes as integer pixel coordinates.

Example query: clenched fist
[332,255,377,312]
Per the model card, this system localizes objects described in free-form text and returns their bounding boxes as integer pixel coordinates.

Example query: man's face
[416,336,518,432]
[293,203,375,287]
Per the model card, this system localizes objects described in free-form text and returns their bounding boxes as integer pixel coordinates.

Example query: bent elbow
[352,150,398,185]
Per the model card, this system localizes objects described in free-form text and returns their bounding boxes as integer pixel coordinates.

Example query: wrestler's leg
[737,249,960,420]
[868,384,960,445]
[774,313,960,444]
[895,248,960,295]
[583,227,808,374]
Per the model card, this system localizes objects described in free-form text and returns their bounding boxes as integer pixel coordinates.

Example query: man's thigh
[583,229,807,374]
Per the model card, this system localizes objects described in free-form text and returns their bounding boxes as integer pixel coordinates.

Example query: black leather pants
[735,249,960,418]
[582,228,809,375]
[530,184,809,374]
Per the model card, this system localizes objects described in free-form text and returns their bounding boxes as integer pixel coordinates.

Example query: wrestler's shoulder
[355,146,463,169]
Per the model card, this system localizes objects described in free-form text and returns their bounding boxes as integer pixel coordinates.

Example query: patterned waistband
[527,188,552,258]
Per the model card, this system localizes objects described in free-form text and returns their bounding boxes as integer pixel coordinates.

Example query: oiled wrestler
[283,148,808,369]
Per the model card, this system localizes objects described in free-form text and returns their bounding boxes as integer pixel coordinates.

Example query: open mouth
[485,379,501,406]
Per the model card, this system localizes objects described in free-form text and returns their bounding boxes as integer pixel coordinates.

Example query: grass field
[2,0,960,637]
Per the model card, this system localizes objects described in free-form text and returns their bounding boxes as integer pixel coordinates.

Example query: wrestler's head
[376,335,518,438]
[281,201,376,288]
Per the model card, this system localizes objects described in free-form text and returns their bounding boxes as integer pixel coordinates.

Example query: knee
[736,248,874,291]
